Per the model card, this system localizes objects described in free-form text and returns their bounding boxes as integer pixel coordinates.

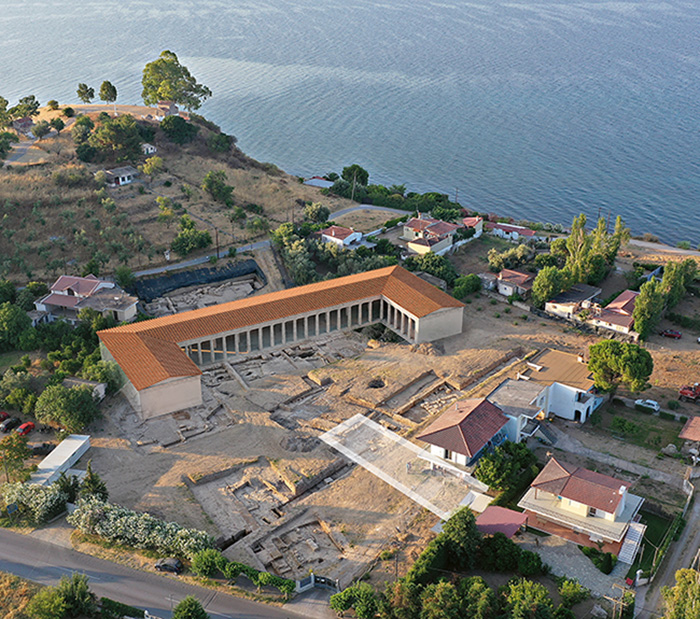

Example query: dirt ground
[332,209,394,233]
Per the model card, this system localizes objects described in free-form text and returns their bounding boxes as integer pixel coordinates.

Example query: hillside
[0,104,356,283]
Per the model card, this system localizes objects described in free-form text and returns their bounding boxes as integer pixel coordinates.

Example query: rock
[367,339,381,349]
[590,604,608,619]
[662,444,678,456]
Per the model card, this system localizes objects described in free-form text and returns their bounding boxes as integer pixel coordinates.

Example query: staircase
[535,424,558,445]
[618,522,647,564]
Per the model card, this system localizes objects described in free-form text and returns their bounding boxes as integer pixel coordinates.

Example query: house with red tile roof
[497,269,534,298]
[35,275,138,325]
[416,399,509,466]
[586,289,639,335]
[404,215,461,255]
[319,225,362,248]
[518,457,645,559]
[485,222,537,242]
[476,506,527,538]
[98,266,464,419]
[462,216,483,238]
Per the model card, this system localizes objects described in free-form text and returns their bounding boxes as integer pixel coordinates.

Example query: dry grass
[0,104,356,284]
[0,571,40,619]
[333,209,394,233]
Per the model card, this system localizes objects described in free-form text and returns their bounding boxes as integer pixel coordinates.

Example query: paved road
[629,239,700,257]
[0,528,301,619]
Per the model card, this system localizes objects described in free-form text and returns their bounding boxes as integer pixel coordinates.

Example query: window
[588,506,597,517]
[445,449,453,460]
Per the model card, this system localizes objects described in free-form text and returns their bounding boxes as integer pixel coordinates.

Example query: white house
[142,143,157,155]
[319,225,362,247]
[462,216,484,238]
[104,166,139,187]
[486,379,545,443]
[497,269,534,298]
[485,222,536,242]
[545,283,602,320]
[518,349,604,423]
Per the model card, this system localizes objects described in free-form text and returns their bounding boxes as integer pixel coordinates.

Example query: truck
[679,383,700,402]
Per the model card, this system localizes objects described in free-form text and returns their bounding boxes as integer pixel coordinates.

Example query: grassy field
[626,510,674,579]
[448,235,523,276]
[0,350,23,374]
[0,571,40,618]
[588,404,684,451]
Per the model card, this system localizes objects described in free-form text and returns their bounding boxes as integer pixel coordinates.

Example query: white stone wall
[415,306,464,343]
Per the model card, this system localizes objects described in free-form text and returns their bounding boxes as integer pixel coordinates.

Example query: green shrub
[612,397,626,407]
[556,577,589,607]
[635,403,655,414]
[668,400,680,411]
[580,546,616,574]
[659,411,676,421]
[100,597,145,619]
[518,549,544,576]
[191,548,223,577]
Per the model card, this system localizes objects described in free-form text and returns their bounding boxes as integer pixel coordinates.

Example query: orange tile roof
[99,266,463,391]
[680,417,700,442]
[532,457,630,514]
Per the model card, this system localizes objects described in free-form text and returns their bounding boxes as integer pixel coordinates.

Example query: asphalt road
[0,528,299,619]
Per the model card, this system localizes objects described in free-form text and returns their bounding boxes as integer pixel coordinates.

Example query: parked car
[0,411,9,422]
[16,422,35,436]
[29,442,55,457]
[635,399,660,412]
[154,558,183,574]
[660,329,682,339]
[0,417,20,433]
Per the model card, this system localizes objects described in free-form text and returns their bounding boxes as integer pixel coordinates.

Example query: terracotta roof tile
[476,506,528,538]
[499,269,534,287]
[99,266,463,391]
[532,458,630,514]
[680,417,700,442]
[320,225,355,240]
[416,398,508,459]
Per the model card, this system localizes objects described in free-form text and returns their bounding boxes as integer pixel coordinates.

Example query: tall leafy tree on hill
[141,50,212,111]
[76,83,95,104]
[633,278,665,339]
[0,433,30,483]
[8,95,40,119]
[341,164,369,187]
[99,80,118,115]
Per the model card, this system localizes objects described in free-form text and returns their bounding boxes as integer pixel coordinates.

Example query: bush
[518,549,544,576]
[580,546,616,574]
[160,115,198,144]
[67,496,213,559]
[557,577,589,607]
[635,403,655,414]
[668,400,680,411]
[478,533,521,572]
[612,397,626,407]
[453,273,481,299]
[62,107,75,117]
[1,482,68,524]
[659,411,676,421]
[191,548,222,577]
[100,597,145,619]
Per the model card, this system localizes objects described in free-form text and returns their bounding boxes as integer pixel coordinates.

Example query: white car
[635,399,660,412]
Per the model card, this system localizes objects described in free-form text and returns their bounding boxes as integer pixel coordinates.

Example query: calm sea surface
[1,0,699,242]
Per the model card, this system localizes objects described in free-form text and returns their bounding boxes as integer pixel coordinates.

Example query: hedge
[659,411,677,422]
[1,482,68,525]
[100,597,145,619]
[635,403,655,415]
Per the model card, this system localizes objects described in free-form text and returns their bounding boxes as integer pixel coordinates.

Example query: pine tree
[79,460,108,501]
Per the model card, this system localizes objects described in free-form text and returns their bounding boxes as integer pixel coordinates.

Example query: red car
[16,422,35,436]
[660,329,682,339]
[0,411,9,422]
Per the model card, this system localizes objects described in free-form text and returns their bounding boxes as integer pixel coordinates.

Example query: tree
[457,576,498,619]
[76,83,95,104]
[382,578,421,619]
[156,196,176,227]
[191,548,222,577]
[403,252,458,287]
[662,259,697,310]
[304,202,330,223]
[201,170,233,204]
[0,131,17,160]
[141,50,212,111]
[441,507,481,570]
[531,266,563,308]
[588,340,654,393]
[50,117,65,135]
[55,572,97,618]
[662,569,700,619]
[0,433,30,483]
[140,155,163,185]
[173,595,210,619]
[47,99,59,110]
[32,120,50,141]
[633,278,665,339]
[0,302,32,351]
[79,460,109,501]
[565,213,591,283]
[89,114,142,161]
[35,384,99,432]
[0,96,10,128]
[420,581,461,619]
[160,114,199,144]
[504,579,554,619]
[99,80,118,114]
[341,164,369,187]
[453,274,481,299]
[25,586,67,619]
[171,215,212,256]
[9,95,40,119]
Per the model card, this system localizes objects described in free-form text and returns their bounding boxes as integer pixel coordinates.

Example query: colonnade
[181,297,418,367]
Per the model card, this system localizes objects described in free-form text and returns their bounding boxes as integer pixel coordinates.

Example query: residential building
[319,225,362,248]
[486,379,545,443]
[12,117,34,135]
[476,506,527,538]
[104,166,139,187]
[403,215,440,241]
[587,289,639,335]
[519,349,604,423]
[485,222,536,242]
[34,275,138,325]
[142,143,157,155]
[416,399,509,467]
[545,283,602,320]
[98,266,465,419]
[404,216,460,255]
[478,272,497,291]
[462,216,484,238]
[497,269,534,298]
[518,457,645,559]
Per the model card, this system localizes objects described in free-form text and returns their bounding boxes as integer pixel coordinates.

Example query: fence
[296,572,340,593]
[134,259,266,302]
